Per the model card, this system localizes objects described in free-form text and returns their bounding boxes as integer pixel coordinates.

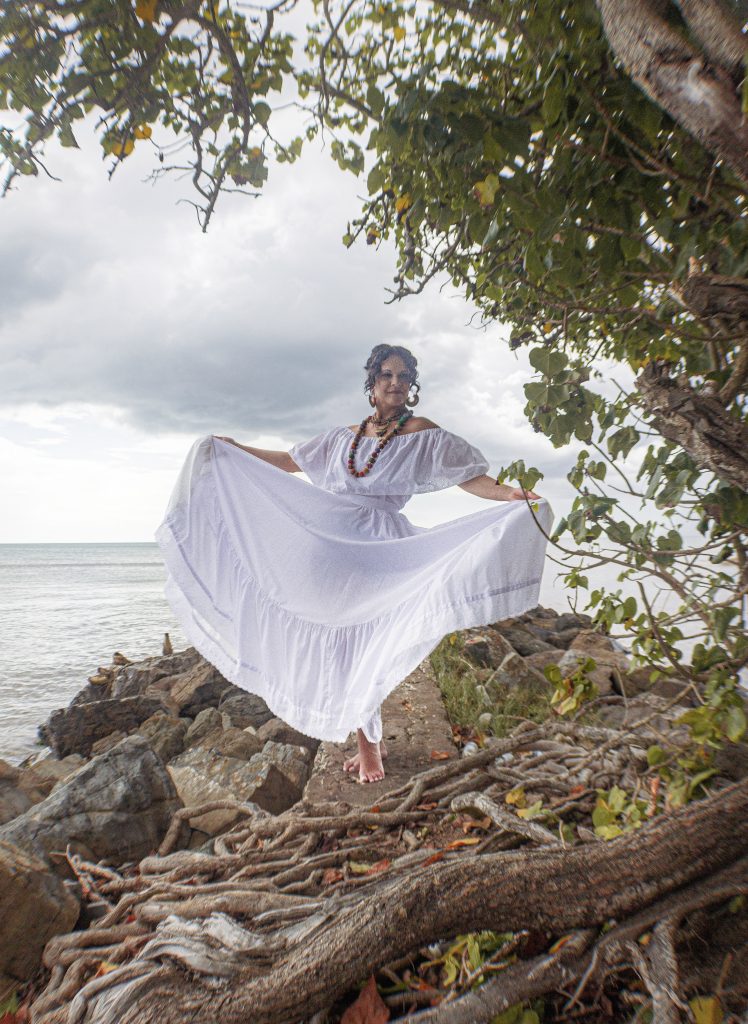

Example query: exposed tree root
[26,720,748,1024]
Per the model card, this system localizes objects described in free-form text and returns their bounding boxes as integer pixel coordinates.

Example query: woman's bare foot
[343,732,388,782]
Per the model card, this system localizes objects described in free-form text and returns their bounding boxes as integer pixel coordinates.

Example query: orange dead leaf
[340,974,390,1024]
[444,837,481,850]
[415,801,438,811]
[93,961,119,978]
[401,699,413,711]
[135,0,158,21]
[568,785,587,797]
[461,816,491,833]
[367,858,391,874]
[430,750,451,760]
[420,851,445,866]
[322,867,344,885]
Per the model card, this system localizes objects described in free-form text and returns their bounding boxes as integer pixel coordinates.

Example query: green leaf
[724,705,746,743]
[528,347,568,376]
[253,101,271,126]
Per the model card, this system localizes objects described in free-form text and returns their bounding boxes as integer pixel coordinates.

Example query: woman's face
[371,355,413,409]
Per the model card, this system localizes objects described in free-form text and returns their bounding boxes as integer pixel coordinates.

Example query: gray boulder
[184,707,224,747]
[111,648,203,699]
[256,717,320,753]
[198,727,265,761]
[0,761,33,826]
[556,629,630,696]
[38,695,165,758]
[493,624,556,657]
[462,630,516,669]
[0,735,187,878]
[487,652,548,696]
[17,753,86,802]
[167,739,313,833]
[137,711,189,763]
[0,838,80,991]
[218,690,275,730]
[169,661,235,717]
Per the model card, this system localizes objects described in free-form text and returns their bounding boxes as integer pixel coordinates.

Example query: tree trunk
[596,0,748,188]
[635,360,748,490]
[37,778,748,1024]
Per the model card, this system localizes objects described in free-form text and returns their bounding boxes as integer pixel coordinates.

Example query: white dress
[155,428,553,743]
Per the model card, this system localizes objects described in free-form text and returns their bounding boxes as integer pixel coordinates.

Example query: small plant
[592,784,648,839]
[545,657,599,715]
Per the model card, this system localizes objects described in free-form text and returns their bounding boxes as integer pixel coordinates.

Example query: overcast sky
[0,107,616,610]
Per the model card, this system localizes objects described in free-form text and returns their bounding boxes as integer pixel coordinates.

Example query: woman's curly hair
[363,344,420,404]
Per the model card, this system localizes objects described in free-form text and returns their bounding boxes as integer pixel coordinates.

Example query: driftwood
[27,720,748,1024]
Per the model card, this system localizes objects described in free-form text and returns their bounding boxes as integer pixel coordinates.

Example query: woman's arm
[213,436,301,473]
[458,474,541,501]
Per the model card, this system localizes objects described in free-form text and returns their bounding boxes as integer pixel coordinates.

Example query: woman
[156,344,552,783]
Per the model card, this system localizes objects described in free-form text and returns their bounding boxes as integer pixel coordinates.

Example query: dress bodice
[289,425,489,512]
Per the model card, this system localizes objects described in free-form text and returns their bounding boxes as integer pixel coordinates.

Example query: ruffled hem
[156,514,545,744]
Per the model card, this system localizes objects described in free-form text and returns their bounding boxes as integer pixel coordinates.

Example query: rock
[555,629,630,697]
[462,630,516,669]
[17,754,86,801]
[714,740,748,782]
[217,691,275,730]
[256,717,320,753]
[493,624,556,657]
[184,707,225,748]
[551,627,586,650]
[38,695,166,758]
[0,838,80,991]
[619,667,701,706]
[554,612,593,632]
[168,740,313,833]
[90,730,129,756]
[596,695,691,740]
[112,651,132,666]
[70,678,114,706]
[111,649,201,699]
[163,633,173,656]
[169,662,235,717]
[487,652,548,696]
[197,727,265,761]
[137,712,189,763]
[0,761,33,826]
[524,649,564,674]
[0,735,187,877]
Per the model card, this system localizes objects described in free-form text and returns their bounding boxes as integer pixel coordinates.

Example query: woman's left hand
[506,487,542,501]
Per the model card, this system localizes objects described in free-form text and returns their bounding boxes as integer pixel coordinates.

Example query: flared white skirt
[155,436,553,743]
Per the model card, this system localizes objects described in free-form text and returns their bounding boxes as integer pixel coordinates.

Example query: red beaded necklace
[347,410,413,477]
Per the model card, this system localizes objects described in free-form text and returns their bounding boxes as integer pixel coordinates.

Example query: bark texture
[635,360,748,489]
[35,776,748,1024]
[597,0,748,186]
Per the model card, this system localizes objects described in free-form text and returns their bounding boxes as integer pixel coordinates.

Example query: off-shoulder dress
[155,426,553,743]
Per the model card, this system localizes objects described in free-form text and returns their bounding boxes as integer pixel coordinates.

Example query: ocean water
[0,543,187,767]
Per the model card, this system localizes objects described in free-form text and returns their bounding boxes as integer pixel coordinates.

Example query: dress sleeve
[288,429,334,486]
[410,429,490,492]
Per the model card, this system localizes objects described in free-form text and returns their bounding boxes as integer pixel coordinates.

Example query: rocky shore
[1,605,746,1008]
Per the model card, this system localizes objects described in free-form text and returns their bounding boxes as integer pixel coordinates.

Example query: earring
[405,389,420,407]
[368,393,376,407]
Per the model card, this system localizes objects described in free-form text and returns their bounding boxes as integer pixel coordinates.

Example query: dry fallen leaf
[444,837,481,850]
[93,961,119,978]
[340,974,390,1024]
[430,750,451,760]
[322,867,344,885]
[461,816,492,833]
